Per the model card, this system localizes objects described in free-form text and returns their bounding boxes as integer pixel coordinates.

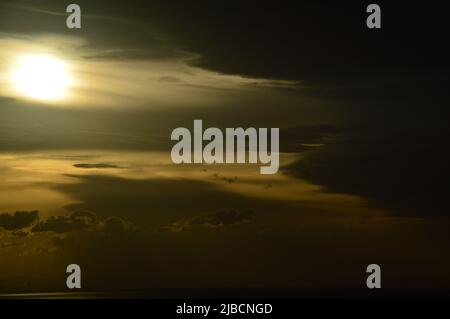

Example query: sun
[11,54,73,101]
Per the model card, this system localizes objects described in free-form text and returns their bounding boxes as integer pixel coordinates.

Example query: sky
[0,0,450,293]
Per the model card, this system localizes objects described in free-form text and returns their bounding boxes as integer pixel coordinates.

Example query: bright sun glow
[11,54,72,101]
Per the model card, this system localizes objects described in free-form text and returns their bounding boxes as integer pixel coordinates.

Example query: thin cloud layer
[73,163,124,169]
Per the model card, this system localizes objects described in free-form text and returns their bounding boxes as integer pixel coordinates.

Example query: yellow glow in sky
[11,54,73,101]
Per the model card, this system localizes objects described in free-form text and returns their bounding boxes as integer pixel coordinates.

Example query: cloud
[159,76,183,83]
[102,216,134,235]
[31,211,98,233]
[168,210,255,232]
[30,210,134,237]
[0,210,39,230]
[73,163,124,169]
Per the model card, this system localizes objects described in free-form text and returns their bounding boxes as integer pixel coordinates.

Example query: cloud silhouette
[0,210,39,230]
[30,210,134,237]
[31,211,98,233]
[168,210,255,232]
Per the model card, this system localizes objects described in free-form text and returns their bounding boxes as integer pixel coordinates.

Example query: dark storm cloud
[73,163,124,169]
[281,66,450,219]
[168,210,255,232]
[196,2,448,84]
[90,1,449,83]
[0,210,38,230]
[3,1,448,83]
[283,131,450,218]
